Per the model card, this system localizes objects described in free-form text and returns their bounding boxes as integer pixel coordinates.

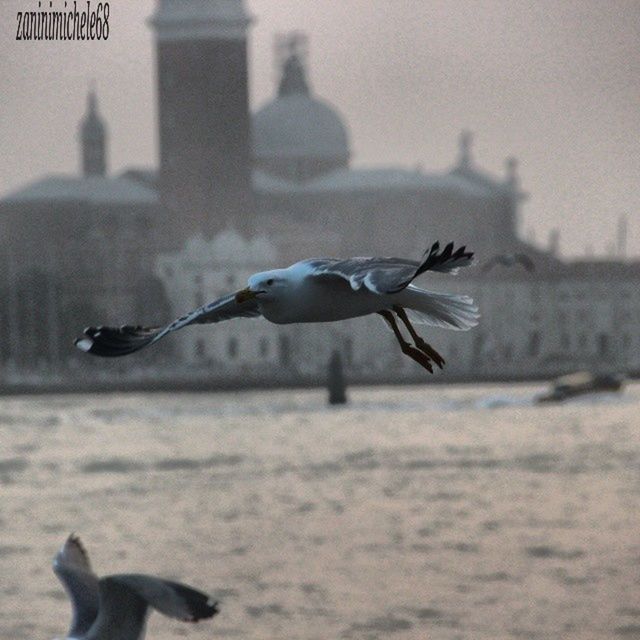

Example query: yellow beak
[235,287,258,304]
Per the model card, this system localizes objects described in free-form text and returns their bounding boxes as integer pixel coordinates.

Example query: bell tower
[150,0,254,240]
[80,89,107,176]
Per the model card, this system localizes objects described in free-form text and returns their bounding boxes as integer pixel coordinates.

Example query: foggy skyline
[1,0,638,258]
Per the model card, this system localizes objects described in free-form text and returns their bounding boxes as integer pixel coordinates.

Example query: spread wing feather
[305,242,473,294]
[103,574,219,622]
[53,534,100,638]
[83,575,218,640]
[75,292,261,358]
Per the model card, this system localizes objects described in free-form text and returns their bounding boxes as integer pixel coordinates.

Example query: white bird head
[236,269,289,303]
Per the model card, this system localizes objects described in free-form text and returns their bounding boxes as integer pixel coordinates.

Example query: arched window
[343,337,353,366]
[279,334,291,366]
[597,333,609,357]
[472,333,484,359]
[194,339,206,360]
[578,333,587,351]
[228,337,238,360]
[194,274,204,307]
[528,331,540,357]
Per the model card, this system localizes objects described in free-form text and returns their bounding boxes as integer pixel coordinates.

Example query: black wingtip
[187,597,220,622]
[387,241,474,293]
[418,241,474,275]
[169,582,221,621]
[74,325,160,358]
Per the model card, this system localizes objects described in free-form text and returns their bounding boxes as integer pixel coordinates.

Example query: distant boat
[536,371,624,403]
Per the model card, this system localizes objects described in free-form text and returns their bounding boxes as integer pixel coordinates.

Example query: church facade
[0,0,637,384]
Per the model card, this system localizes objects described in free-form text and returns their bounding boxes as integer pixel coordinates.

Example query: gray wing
[84,577,149,640]
[108,574,219,621]
[75,292,261,358]
[85,575,219,639]
[304,242,473,294]
[52,534,100,638]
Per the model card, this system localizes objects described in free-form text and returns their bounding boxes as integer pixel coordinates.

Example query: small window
[228,337,238,360]
[137,215,149,231]
[259,337,269,358]
[343,337,353,366]
[194,339,206,360]
[279,334,291,366]
[528,331,540,357]
[597,333,609,357]
[472,333,484,359]
[530,286,540,303]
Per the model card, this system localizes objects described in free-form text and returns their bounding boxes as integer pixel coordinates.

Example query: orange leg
[393,306,445,369]
[378,310,434,373]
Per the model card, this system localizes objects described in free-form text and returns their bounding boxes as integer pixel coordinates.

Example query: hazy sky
[1,1,638,257]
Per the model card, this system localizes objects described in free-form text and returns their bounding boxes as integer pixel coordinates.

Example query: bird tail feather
[396,285,479,330]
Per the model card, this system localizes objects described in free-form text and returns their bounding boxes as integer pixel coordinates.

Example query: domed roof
[252,53,350,164]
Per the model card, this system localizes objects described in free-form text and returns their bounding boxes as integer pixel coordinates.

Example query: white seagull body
[53,534,219,640]
[76,242,479,372]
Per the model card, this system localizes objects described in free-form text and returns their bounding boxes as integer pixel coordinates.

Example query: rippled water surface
[1,383,639,639]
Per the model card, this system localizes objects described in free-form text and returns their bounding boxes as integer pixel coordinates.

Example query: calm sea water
[1,383,639,639]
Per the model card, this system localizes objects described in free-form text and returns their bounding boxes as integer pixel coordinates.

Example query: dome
[252,52,350,181]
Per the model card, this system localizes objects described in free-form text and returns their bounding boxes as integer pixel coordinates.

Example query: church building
[0,0,637,383]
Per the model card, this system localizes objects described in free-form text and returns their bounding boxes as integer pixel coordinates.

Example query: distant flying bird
[75,241,479,373]
[481,253,535,273]
[53,534,219,640]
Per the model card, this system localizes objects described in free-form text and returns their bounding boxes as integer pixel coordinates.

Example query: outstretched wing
[75,292,262,358]
[107,574,219,621]
[86,574,219,639]
[53,534,100,638]
[304,242,473,294]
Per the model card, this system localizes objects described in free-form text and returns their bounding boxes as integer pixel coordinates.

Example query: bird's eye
[266,278,274,286]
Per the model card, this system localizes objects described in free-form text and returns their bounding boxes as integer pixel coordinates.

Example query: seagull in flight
[481,252,535,273]
[53,534,219,639]
[75,241,479,373]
